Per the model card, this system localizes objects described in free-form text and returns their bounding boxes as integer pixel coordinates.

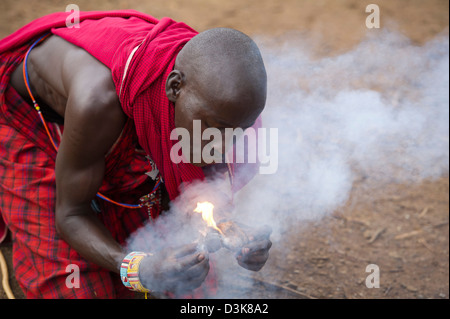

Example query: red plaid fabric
[0,42,156,298]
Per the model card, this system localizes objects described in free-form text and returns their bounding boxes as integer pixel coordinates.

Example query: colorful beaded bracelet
[120,251,151,293]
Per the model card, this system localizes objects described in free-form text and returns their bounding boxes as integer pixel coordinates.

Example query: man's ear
[165,70,185,103]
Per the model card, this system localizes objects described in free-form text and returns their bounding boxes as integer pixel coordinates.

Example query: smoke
[235,30,449,229]
[126,30,449,298]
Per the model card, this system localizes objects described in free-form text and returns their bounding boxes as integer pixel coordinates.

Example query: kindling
[170,120,278,174]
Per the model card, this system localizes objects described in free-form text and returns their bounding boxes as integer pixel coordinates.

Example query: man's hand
[235,225,272,271]
[139,243,210,294]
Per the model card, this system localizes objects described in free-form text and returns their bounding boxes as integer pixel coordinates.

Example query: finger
[171,258,210,294]
[237,242,271,266]
[183,272,209,291]
[174,250,208,272]
[237,258,266,272]
[174,272,208,295]
[186,261,210,287]
[152,253,208,293]
[237,250,269,271]
[241,239,272,255]
[238,249,269,264]
[173,243,199,258]
[166,254,205,276]
[237,251,269,264]
[184,257,210,282]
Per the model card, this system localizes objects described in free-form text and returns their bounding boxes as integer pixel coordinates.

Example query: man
[0,10,271,298]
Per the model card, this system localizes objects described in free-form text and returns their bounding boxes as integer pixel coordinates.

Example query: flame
[194,202,223,234]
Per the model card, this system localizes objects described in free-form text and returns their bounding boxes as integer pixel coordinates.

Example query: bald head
[176,28,266,110]
[166,28,267,166]
[167,28,266,124]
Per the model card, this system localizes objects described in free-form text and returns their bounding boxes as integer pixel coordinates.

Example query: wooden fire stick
[0,249,15,299]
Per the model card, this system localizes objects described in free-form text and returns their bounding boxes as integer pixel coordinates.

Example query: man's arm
[55,74,211,291]
[53,38,210,293]
[55,56,127,273]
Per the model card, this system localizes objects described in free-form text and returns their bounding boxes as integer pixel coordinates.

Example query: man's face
[173,87,258,167]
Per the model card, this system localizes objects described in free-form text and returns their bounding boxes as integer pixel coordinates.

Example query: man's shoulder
[30,35,117,99]
[32,36,124,130]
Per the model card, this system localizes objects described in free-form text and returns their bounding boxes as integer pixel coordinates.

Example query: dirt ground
[0,0,448,299]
